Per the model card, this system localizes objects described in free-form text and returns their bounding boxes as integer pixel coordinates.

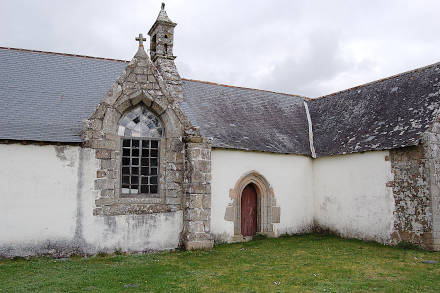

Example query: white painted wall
[211,149,314,242]
[313,151,395,243]
[0,144,181,257]
[0,144,78,244]
[0,144,397,256]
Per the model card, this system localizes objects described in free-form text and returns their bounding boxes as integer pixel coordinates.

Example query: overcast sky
[1,0,440,97]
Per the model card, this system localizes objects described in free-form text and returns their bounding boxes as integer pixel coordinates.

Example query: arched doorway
[224,171,281,241]
[241,184,258,236]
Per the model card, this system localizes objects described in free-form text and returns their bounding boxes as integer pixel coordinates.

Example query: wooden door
[241,184,257,236]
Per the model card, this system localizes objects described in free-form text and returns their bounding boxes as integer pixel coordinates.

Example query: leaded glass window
[118,106,163,195]
[118,105,163,137]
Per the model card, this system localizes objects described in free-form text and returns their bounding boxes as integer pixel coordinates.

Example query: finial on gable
[153,2,174,24]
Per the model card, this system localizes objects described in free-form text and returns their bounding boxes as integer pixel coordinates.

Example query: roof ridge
[182,78,308,99]
[0,46,129,64]
[3,46,438,102]
[0,47,307,98]
[312,61,440,100]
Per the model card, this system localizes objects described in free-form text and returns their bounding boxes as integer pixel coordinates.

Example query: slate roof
[181,80,310,154]
[1,47,440,156]
[0,47,127,143]
[0,47,310,154]
[309,63,440,157]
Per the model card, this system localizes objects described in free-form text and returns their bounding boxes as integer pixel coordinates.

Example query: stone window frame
[117,103,164,198]
[112,93,169,201]
[225,171,280,240]
[88,89,186,215]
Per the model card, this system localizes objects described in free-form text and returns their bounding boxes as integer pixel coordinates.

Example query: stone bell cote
[148,3,176,62]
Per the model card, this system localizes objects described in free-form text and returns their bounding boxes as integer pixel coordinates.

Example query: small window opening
[164,44,168,55]
[150,35,157,54]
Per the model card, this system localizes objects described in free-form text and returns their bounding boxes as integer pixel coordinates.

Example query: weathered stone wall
[390,145,434,249]
[182,135,214,249]
[148,5,182,101]
[390,115,440,251]
[154,58,183,101]
[82,47,187,218]
[420,117,440,250]
[81,44,213,251]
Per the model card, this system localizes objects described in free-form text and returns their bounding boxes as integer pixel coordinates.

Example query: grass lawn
[1,234,439,292]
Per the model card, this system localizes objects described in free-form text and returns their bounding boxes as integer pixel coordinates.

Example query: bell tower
[148,3,182,100]
[148,3,176,62]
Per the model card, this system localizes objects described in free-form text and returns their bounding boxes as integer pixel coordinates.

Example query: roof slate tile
[1,47,440,157]
[309,62,440,157]
[0,47,310,154]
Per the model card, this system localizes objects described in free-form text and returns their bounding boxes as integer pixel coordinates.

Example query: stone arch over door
[225,171,280,241]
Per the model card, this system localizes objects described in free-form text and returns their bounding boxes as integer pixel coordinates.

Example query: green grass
[1,234,439,292]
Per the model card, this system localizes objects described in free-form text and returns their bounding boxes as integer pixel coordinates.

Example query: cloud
[1,0,440,97]
[255,29,353,97]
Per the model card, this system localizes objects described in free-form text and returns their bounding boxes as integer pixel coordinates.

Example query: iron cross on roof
[136,33,146,47]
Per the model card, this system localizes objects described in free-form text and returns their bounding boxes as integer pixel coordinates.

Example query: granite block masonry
[82,4,213,250]
[390,112,440,250]
[182,135,214,249]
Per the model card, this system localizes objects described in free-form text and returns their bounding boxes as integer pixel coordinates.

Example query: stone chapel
[1,4,440,257]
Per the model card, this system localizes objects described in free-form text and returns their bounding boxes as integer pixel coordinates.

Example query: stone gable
[82,41,213,249]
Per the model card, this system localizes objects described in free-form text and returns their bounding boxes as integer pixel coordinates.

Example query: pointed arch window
[118,105,163,196]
